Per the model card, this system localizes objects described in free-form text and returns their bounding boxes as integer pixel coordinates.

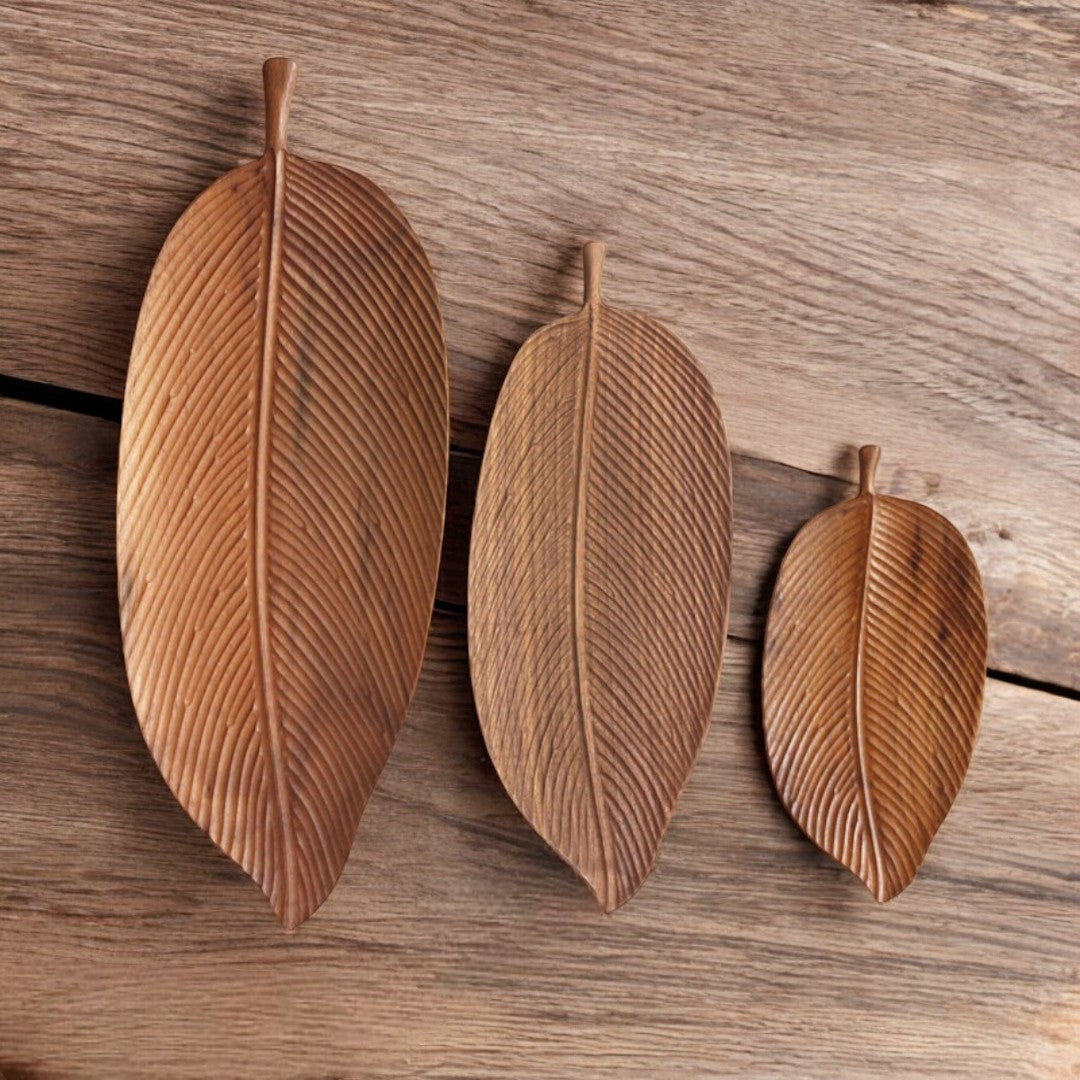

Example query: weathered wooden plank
[440,445,1067,689]
[4,0,1078,408]
[2,0,1077,685]
[0,383,1059,689]
[0,399,1077,1079]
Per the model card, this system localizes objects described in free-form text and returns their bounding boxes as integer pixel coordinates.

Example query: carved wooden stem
[582,241,605,307]
[859,444,880,496]
[263,57,297,153]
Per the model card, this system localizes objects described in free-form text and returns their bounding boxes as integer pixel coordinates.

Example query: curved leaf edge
[762,482,988,903]
[119,136,450,929]
[468,277,732,913]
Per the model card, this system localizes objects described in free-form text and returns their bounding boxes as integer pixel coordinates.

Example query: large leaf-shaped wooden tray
[117,59,449,928]
[468,242,732,911]
[763,445,988,901]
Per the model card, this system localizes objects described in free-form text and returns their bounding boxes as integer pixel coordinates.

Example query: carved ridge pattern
[253,137,296,910]
[469,244,732,911]
[117,61,448,928]
[763,448,987,901]
[570,281,614,899]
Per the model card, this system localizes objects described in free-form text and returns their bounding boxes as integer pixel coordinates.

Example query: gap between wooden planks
[0,394,1077,1079]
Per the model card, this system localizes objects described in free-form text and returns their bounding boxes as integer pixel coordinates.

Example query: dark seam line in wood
[0,376,885,500]
[433,598,467,616]
[448,441,482,459]
[987,667,1080,703]
[0,375,122,422]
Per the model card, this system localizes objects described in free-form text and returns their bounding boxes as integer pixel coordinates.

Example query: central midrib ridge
[252,148,298,917]
[569,298,615,905]
[853,496,886,896]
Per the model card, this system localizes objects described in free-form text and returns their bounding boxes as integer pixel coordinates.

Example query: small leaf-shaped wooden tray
[117,59,449,929]
[763,446,988,901]
[469,243,733,911]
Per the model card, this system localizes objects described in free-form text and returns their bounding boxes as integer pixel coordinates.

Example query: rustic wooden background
[2,1,1078,1077]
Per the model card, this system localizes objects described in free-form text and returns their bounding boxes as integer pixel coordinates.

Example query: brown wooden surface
[115,57,450,930]
[469,243,732,912]
[1,397,1078,1079]
[1,1,1078,1076]
[763,445,988,903]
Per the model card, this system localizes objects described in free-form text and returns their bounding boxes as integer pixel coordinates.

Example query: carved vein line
[854,496,886,896]
[570,301,614,903]
[252,149,297,908]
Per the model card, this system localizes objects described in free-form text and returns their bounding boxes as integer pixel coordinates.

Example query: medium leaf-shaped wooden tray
[468,242,732,911]
[763,446,988,901]
[117,59,449,929]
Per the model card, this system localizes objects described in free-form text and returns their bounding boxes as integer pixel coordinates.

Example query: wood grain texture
[2,0,1079,1073]
[469,243,731,911]
[1,399,1078,1079]
[116,59,449,928]
[2,0,1078,689]
[764,446,988,902]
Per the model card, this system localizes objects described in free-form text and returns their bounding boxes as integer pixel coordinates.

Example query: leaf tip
[268,883,314,932]
[861,869,912,904]
[273,905,305,933]
[596,885,623,914]
[585,868,641,914]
